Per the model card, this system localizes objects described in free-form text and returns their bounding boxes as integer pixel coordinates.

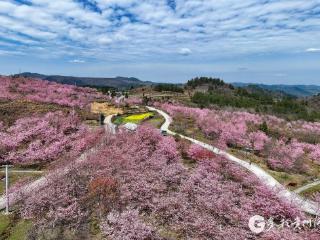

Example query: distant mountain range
[14,72,154,90]
[232,83,320,97]
[12,73,320,97]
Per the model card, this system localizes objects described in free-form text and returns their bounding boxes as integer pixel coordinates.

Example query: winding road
[1,107,319,216]
[104,114,117,134]
[147,106,320,216]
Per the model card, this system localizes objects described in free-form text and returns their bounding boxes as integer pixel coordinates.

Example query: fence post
[5,165,9,214]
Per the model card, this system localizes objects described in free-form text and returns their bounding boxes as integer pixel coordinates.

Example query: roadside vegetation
[300,184,320,198]
[159,103,320,192]
[0,213,32,240]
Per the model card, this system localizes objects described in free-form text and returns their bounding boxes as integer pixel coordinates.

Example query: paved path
[2,109,319,215]
[147,106,320,216]
[294,180,320,194]
[104,114,117,134]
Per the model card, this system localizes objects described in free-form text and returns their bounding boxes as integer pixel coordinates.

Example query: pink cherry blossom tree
[0,76,106,108]
[267,139,307,172]
[15,125,318,239]
[0,111,104,165]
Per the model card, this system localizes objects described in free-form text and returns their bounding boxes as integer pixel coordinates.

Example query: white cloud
[178,48,192,56]
[0,0,319,63]
[69,59,85,63]
[305,48,320,52]
[96,35,113,45]
[0,49,24,56]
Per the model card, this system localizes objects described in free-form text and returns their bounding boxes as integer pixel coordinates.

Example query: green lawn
[8,220,32,240]
[0,213,32,240]
[143,113,164,129]
[0,214,10,235]
[299,184,320,198]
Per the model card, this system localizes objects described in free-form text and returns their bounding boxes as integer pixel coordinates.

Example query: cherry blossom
[0,76,106,108]
[16,126,317,239]
[0,111,104,165]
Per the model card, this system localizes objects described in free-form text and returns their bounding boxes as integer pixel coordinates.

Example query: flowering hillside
[0,111,104,166]
[13,126,319,239]
[159,103,320,173]
[0,76,106,108]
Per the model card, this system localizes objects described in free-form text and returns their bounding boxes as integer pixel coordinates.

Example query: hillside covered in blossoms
[0,76,319,239]
[1,0,320,238]
[0,76,105,108]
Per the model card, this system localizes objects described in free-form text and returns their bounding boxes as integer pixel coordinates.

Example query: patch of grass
[143,113,164,128]
[170,116,213,145]
[8,220,32,240]
[300,184,320,197]
[268,170,308,190]
[229,148,310,190]
[113,116,124,125]
[85,119,100,127]
[181,158,197,169]
[0,214,10,235]
[158,227,183,240]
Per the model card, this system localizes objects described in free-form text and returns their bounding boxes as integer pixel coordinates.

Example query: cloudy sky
[0,0,319,84]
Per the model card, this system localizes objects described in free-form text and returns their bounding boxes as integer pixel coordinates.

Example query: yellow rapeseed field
[123,112,154,123]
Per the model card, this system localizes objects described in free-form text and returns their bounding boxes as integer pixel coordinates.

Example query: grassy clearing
[143,113,164,129]
[7,220,32,240]
[170,115,213,145]
[0,213,33,240]
[299,184,320,198]
[0,214,10,235]
[268,170,308,190]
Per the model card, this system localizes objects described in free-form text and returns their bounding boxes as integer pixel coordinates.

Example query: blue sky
[0,0,320,84]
